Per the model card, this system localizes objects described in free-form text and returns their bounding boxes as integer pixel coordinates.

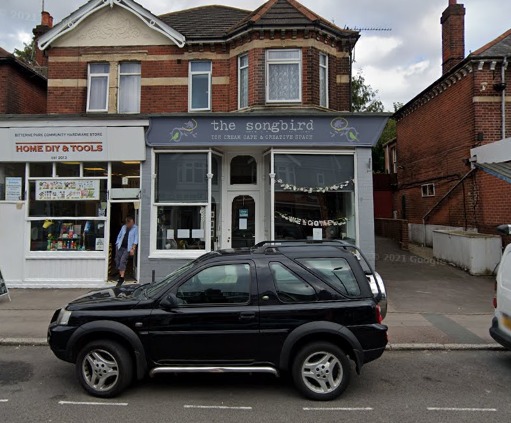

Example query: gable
[52,6,173,48]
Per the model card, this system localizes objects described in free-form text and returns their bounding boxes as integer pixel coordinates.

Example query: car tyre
[75,340,133,398]
[292,342,351,401]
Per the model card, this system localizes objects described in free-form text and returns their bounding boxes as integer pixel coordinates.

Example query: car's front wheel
[75,340,133,398]
[292,342,351,401]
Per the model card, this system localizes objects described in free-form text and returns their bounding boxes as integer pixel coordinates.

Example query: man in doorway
[115,216,138,287]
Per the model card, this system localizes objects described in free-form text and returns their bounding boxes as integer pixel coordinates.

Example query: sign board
[0,268,11,302]
[35,179,100,201]
[5,177,23,201]
[10,127,107,162]
[239,209,249,218]
[147,115,390,148]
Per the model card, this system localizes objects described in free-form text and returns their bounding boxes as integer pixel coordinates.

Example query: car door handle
[239,312,256,321]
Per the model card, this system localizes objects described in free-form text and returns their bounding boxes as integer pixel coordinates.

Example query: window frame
[319,53,329,108]
[189,61,212,112]
[269,261,319,304]
[87,63,110,113]
[238,54,249,110]
[421,183,436,198]
[117,61,142,114]
[266,49,302,104]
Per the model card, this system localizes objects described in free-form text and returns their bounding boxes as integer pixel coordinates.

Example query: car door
[148,260,260,365]
[497,245,511,337]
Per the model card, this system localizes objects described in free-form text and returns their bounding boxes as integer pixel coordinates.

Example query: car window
[269,262,318,303]
[297,258,361,297]
[176,264,251,305]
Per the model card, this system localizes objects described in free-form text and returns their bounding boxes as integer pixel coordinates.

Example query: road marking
[427,407,497,412]
[303,407,373,411]
[184,405,252,410]
[0,399,8,403]
[58,401,128,407]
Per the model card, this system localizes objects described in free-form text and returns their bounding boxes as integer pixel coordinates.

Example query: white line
[184,405,252,410]
[0,399,8,403]
[58,401,128,407]
[427,407,497,412]
[303,407,373,411]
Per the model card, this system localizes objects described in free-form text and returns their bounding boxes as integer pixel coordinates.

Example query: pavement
[0,237,501,349]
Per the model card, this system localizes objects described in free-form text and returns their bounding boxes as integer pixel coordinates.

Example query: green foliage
[351,70,384,113]
[372,102,403,173]
[13,42,36,66]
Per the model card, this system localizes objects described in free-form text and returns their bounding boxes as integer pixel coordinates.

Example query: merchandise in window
[30,220,106,252]
[156,153,208,203]
[190,61,212,111]
[238,54,249,109]
[274,154,356,243]
[266,49,302,102]
[0,163,25,201]
[118,62,141,113]
[87,63,110,112]
[156,206,206,250]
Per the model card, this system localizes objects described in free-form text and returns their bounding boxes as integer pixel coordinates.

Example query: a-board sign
[0,268,11,302]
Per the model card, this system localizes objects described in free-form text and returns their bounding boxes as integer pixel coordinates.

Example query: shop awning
[476,161,511,184]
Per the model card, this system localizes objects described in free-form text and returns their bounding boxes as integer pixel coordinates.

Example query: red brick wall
[0,64,47,114]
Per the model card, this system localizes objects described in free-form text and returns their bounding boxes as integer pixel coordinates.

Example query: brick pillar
[441,0,465,74]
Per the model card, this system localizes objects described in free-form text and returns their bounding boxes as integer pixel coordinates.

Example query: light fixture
[122,161,141,165]
[61,162,81,165]
[84,167,105,171]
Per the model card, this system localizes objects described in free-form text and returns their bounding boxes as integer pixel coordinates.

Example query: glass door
[226,192,259,249]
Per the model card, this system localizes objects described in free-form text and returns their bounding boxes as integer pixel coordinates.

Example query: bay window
[87,63,110,112]
[266,49,302,103]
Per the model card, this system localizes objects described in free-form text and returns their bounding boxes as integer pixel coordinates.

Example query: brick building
[393,0,511,247]
[0,47,47,114]
[0,0,388,287]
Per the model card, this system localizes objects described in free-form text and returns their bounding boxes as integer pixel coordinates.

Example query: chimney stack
[441,0,466,74]
[32,10,54,68]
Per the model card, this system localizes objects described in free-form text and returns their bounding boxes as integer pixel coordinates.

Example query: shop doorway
[109,202,139,282]
[226,192,260,249]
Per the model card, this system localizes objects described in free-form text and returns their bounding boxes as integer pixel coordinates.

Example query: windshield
[144,261,196,299]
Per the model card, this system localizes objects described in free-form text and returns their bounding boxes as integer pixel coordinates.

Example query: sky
[1,0,510,110]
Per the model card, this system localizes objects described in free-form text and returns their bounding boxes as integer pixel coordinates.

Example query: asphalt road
[1,346,510,423]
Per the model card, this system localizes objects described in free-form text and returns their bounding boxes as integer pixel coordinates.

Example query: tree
[351,69,384,113]
[14,42,36,66]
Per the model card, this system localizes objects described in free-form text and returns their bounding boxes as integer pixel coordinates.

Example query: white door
[496,244,511,337]
[0,203,26,284]
[224,191,261,249]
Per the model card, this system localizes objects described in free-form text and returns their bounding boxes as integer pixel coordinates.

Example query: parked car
[47,240,388,400]
[490,226,511,349]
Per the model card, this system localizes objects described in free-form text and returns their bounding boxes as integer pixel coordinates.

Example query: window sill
[149,250,207,260]
[26,251,107,259]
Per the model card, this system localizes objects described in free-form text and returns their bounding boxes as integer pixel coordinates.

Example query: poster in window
[36,179,100,201]
[5,177,22,201]
[95,238,105,251]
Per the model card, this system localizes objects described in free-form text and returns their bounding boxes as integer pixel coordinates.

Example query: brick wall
[374,218,409,249]
[0,64,47,114]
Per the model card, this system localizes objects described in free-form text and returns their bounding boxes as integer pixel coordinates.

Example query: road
[1,346,510,422]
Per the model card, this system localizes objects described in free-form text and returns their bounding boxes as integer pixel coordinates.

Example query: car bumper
[363,346,386,364]
[490,317,511,350]
[47,323,78,363]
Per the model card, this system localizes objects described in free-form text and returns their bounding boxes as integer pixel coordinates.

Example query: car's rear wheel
[292,342,351,401]
[75,340,133,398]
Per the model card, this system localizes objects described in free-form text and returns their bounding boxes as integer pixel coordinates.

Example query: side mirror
[497,224,511,235]
[160,293,180,310]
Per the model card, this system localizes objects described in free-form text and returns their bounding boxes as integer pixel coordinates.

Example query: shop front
[0,119,147,287]
[141,113,388,281]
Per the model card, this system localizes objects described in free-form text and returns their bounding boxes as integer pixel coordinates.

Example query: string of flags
[276,211,348,227]
[276,178,353,193]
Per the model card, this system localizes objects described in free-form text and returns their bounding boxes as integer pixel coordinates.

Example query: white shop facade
[0,118,147,288]
[140,113,388,282]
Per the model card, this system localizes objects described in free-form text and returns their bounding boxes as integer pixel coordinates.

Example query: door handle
[239,312,256,321]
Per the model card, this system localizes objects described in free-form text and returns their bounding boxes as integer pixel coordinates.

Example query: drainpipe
[502,56,508,139]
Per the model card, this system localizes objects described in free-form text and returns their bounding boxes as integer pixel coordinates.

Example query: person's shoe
[116,277,124,288]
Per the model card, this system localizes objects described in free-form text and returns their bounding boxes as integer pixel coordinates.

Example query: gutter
[501,56,508,139]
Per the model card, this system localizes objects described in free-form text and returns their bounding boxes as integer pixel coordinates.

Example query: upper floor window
[421,183,436,198]
[266,49,302,103]
[238,54,249,109]
[87,63,110,112]
[118,62,141,114]
[391,147,397,173]
[319,53,329,108]
[189,61,212,111]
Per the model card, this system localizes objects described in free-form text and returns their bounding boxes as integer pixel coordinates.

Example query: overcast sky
[1,0,510,110]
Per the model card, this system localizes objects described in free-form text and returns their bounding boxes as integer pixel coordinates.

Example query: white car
[490,226,511,349]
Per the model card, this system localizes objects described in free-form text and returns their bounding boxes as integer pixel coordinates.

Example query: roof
[228,0,357,39]
[38,0,186,50]
[159,6,250,40]
[0,46,47,82]
[0,46,11,58]
[471,28,511,57]
[476,162,511,185]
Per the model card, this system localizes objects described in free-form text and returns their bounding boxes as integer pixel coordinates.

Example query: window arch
[230,156,257,185]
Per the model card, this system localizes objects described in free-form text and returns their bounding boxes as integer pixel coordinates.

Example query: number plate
[502,314,511,330]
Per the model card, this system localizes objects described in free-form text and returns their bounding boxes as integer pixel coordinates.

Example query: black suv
[48,241,388,401]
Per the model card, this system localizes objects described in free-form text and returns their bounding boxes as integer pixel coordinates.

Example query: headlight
[56,308,72,326]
